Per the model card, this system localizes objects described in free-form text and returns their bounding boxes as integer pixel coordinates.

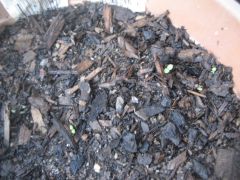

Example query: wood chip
[177,49,202,60]
[2,102,10,147]
[65,85,79,95]
[154,59,163,77]
[58,43,72,60]
[50,112,76,149]
[215,148,240,180]
[99,120,112,127]
[167,151,187,170]
[103,34,117,43]
[187,90,206,98]
[84,67,103,81]
[118,36,138,59]
[18,124,31,145]
[73,60,94,74]
[23,50,36,64]
[103,5,113,33]
[31,106,47,134]
[44,14,65,49]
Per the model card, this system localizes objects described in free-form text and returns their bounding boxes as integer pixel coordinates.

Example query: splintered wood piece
[2,102,10,147]
[84,67,103,81]
[103,5,113,33]
[187,90,206,98]
[154,59,163,77]
[31,106,47,134]
[65,85,79,95]
[50,113,77,150]
[44,14,65,49]
[73,60,94,74]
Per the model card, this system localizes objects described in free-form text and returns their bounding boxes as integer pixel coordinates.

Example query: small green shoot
[164,64,174,74]
[196,84,203,92]
[69,124,76,135]
[211,66,217,74]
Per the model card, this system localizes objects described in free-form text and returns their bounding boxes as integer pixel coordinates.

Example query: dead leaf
[118,36,138,59]
[15,33,33,53]
[44,14,65,49]
[28,96,49,115]
[103,5,113,33]
[215,148,240,180]
[18,124,31,145]
[31,106,47,134]
[167,151,187,170]
[73,60,94,74]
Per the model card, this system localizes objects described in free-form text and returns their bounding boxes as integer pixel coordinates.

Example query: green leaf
[167,64,174,71]
[164,68,170,74]
[211,66,217,74]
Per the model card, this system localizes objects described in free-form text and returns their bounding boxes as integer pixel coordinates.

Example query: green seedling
[196,84,203,92]
[211,66,217,74]
[164,64,174,74]
[69,124,76,135]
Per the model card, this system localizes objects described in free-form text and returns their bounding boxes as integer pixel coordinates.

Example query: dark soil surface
[1,2,240,179]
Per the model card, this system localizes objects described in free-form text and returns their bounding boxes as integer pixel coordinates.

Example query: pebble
[94,163,101,173]
[116,96,124,113]
[161,122,180,146]
[122,133,137,153]
[131,96,139,104]
[137,153,152,165]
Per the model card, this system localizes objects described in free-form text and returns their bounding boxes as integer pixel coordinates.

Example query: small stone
[141,121,149,134]
[192,160,209,180]
[89,121,102,132]
[170,110,186,133]
[116,96,124,113]
[131,96,139,104]
[161,122,180,146]
[137,153,152,165]
[122,133,137,153]
[94,163,101,173]
[114,153,118,159]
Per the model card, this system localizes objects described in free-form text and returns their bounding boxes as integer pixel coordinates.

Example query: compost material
[0,3,240,179]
